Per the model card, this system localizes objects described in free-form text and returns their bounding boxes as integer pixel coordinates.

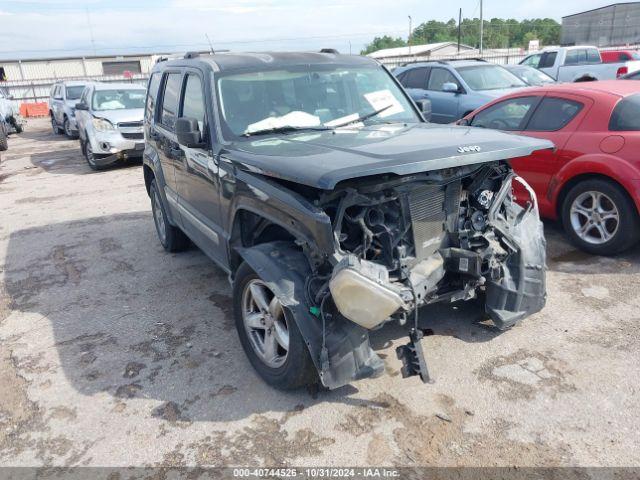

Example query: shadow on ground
[1,210,531,423]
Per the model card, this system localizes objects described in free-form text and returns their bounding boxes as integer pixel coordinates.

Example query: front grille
[408,185,446,260]
[118,121,143,128]
[121,132,143,140]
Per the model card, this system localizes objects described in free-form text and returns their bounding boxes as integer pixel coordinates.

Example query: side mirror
[176,117,206,148]
[7,95,14,100]
[457,117,471,126]
[75,102,88,110]
[442,82,459,93]
[416,99,432,122]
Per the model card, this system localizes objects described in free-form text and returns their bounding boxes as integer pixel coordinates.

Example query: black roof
[153,51,378,73]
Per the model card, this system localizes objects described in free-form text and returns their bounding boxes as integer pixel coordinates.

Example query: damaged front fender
[236,241,384,389]
[485,175,547,329]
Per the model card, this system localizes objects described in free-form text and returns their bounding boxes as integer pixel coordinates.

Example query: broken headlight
[329,255,408,329]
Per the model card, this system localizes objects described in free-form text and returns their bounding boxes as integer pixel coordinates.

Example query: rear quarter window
[609,94,640,131]
[160,72,182,129]
[145,73,161,122]
[526,97,583,131]
[401,67,429,89]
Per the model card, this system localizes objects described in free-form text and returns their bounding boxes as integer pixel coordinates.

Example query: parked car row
[519,45,640,81]
[456,80,640,255]
[49,80,146,170]
[389,46,640,256]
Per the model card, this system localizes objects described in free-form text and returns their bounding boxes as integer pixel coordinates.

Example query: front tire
[84,140,101,171]
[561,178,640,255]
[149,179,189,252]
[63,117,76,139]
[233,262,316,390]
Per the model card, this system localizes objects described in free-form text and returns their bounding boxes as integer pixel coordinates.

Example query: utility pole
[408,15,412,55]
[479,0,484,54]
[85,4,97,56]
[458,8,462,54]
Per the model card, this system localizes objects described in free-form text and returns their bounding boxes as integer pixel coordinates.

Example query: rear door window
[401,67,429,89]
[470,96,539,131]
[180,74,207,135]
[160,72,182,130]
[525,97,583,131]
[565,49,586,65]
[609,94,640,131]
[427,68,458,91]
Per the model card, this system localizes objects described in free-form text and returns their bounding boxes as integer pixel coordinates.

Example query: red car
[459,80,640,255]
[601,49,640,63]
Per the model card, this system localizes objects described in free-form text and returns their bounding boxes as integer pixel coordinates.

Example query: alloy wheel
[569,190,620,245]
[64,118,72,137]
[241,279,289,368]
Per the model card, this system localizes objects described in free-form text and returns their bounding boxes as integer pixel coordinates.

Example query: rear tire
[149,179,189,252]
[51,115,63,135]
[561,178,640,255]
[233,262,316,390]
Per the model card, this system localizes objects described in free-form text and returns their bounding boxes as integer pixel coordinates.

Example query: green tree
[361,35,406,55]
[362,18,561,55]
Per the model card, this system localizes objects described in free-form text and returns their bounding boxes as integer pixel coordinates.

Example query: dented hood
[226,123,554,189]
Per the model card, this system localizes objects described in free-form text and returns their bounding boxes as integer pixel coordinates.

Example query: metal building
[0,51,207,103]
[562,2,640,47]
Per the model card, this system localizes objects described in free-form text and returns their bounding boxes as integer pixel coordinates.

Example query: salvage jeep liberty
[143,51,552,390]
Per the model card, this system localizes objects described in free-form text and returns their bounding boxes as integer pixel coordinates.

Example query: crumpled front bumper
[89,129,144,165]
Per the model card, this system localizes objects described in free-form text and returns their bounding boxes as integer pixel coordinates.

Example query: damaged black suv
[143,51,552,390]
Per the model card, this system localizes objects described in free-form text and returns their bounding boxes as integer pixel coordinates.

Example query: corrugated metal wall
[562,3,640,46]
[0,54,161,103]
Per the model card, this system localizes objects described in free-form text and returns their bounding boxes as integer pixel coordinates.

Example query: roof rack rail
[436,57,487,63]
[320,48,339,54]
[399,57,487,67]
[184,51,200,59]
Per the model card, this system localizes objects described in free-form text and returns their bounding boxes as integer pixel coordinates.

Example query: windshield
[66,86,85,100]
[458,65,526,91]
[515,67,555,86]
[92,89,145,111]
[215,65,420,138]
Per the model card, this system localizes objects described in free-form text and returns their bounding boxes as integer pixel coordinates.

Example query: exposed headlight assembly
[92,117,115,132]
[329,255,407,329]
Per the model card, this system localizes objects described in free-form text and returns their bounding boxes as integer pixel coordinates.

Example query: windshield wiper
[243,125,330,137]
[329,104,392,129]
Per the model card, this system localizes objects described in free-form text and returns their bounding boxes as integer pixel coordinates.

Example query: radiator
[408,185,446,260]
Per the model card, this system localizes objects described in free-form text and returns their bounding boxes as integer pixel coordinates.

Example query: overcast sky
[0,0,626,60]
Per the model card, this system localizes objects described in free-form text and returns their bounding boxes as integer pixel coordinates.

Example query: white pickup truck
[519,45,640,82]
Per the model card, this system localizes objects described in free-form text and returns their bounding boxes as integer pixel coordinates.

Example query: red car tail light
[617,66,629,77]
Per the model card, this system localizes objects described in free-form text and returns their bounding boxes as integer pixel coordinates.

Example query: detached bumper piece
[396,328,433,384]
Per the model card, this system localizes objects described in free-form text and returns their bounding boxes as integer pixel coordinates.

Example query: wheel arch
[143,163,155,195]
[228,208,305,274]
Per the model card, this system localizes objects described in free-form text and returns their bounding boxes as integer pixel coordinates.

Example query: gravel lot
[1,118,639,468]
